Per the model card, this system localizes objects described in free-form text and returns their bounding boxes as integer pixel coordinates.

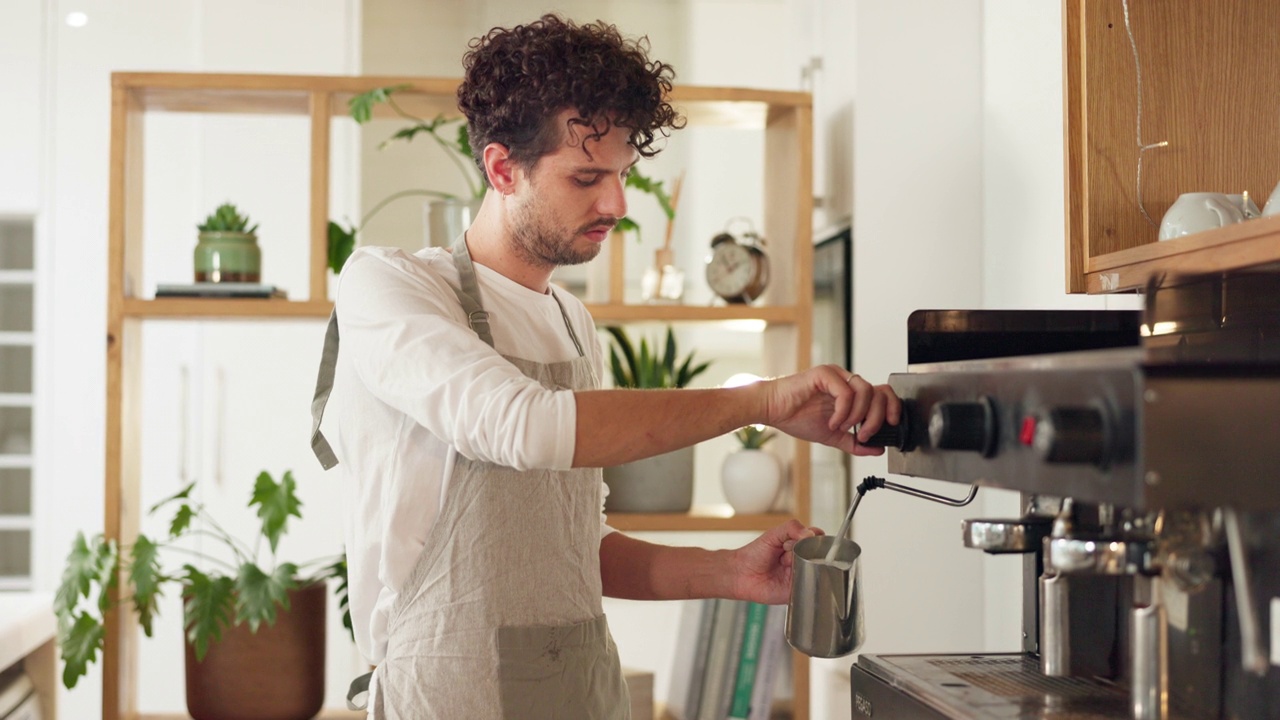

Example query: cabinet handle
[214,366,225,487]
[179,365,189,485]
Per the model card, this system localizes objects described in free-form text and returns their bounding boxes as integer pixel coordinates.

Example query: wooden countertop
[0,592,55,672]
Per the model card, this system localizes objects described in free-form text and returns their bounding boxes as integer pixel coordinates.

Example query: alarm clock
[704,224,769,304]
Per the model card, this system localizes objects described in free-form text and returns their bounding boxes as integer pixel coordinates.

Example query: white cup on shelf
[1158,192,1245,241]
[1264,183,1280,217]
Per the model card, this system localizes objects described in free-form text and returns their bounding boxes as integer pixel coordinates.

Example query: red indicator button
[1019,416,1037,446]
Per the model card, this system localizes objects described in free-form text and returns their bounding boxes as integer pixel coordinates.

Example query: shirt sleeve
[335,249,577,471]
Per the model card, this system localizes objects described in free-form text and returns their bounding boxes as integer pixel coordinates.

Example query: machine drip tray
[852,653,1195,719]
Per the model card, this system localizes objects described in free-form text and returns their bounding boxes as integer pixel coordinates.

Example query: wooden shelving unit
[1064,0,1280,293]
[105,72,814,720]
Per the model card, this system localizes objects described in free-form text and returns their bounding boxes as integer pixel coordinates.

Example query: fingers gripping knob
[855,399,915,451]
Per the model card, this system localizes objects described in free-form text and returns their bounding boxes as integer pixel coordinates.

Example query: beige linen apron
[311,236,630,719]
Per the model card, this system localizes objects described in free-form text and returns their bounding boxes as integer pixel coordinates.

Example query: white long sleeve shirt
[321,245,614,664]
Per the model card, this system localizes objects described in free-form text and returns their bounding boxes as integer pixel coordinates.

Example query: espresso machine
[850,269,1280,719]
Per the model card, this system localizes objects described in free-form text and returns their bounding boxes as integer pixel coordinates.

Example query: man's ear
[482,143,518,194]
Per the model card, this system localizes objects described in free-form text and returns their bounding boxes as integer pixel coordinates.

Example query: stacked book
[155,283,286,299]
[665,599,789,720]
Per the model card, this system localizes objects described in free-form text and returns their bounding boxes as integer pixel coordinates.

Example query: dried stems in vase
[650,172,685,301]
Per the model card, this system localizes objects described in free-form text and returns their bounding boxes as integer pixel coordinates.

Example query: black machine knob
[858,399,915,451]
[1033,406,1108,465]
[928,398,997,456]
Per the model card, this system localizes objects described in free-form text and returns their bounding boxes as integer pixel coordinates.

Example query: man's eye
[574,176,600,187]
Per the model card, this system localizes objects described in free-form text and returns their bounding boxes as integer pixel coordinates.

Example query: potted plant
[54,470,351,720]
[721,425,784,514]
[600,325,712,512]
[195,201,261,283]
[327,85,486,273]
[623,171,685,303]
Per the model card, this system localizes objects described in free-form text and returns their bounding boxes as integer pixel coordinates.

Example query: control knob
[928,397,997,456]
[1033,406,1108,465]
[858,399,916,451]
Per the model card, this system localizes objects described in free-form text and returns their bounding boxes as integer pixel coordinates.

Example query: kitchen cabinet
[1064,0,1280,294]
[106,72,814,720]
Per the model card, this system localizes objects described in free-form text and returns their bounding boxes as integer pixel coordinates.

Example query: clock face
[705,242,756,298]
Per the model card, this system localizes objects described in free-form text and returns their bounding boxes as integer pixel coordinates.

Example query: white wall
[846,1,989,716]
[34,1,362,717]
[0,1,42,215]
[811,4,1144,718]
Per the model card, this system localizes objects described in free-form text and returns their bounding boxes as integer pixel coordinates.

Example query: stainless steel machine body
[850,270,1280,720]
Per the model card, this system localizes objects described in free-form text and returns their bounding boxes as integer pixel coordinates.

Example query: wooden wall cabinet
[1064,0,1280,294]
[106,73,814,720]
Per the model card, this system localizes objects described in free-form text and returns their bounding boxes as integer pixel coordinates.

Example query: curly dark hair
[457,14,685,184]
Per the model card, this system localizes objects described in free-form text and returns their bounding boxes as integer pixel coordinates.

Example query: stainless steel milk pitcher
[786,476,977,658]
[787,535,865,658]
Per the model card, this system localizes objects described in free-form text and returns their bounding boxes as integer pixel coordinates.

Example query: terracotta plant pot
[185,582,327,720]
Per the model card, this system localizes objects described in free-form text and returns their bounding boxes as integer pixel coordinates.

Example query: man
[311,14,899,718]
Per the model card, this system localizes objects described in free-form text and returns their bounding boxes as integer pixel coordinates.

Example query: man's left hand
[728,519,825,605]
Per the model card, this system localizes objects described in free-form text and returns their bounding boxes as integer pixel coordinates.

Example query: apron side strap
[346,670,374,711]
[310,310,342,470]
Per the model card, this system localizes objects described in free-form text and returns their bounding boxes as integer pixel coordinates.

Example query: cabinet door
[136,322,204,712]
[198,320,363,711]
[135,320,363,713]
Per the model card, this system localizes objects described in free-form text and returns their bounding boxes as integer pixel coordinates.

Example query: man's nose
[597,176,627,218]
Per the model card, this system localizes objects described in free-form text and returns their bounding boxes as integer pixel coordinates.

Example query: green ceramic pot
[194,231,261,283]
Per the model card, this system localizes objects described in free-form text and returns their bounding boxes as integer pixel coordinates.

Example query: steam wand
[824,476,979,562]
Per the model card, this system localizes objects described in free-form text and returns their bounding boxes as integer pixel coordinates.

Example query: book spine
[695,599,739,720]
[665,599,711,720]
[747,604,789,720]
[713,601,749,719]
[727,602,769,720]
[683,599,718,718]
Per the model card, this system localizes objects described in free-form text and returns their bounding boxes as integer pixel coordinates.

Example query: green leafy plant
[734,425,777,449]
[198,202,258,235]
[615,171,677,243]
[604,325,711,389]
[327,85,483,274]
[53,470,351,689]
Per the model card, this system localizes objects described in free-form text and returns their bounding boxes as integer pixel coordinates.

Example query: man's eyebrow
[571,159,640,174]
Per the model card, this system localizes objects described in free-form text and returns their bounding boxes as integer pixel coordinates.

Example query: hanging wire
[1122,0,1170,228]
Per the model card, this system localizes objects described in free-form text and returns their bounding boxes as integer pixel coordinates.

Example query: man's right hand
[761,365,901,455]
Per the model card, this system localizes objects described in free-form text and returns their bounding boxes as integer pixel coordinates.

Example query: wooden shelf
[136,707,366,712]
[585,303,798,323]
[607,506,793,532]
[113,72,809,131]
[1084,215,1280,293]
[122,297,333,319]
[116,298,799,323]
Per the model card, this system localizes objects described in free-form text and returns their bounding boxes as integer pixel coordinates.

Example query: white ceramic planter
[720,449,783,514]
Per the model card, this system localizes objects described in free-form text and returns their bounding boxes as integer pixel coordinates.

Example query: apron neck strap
[449,234,495,349]
[451,234,585,357]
